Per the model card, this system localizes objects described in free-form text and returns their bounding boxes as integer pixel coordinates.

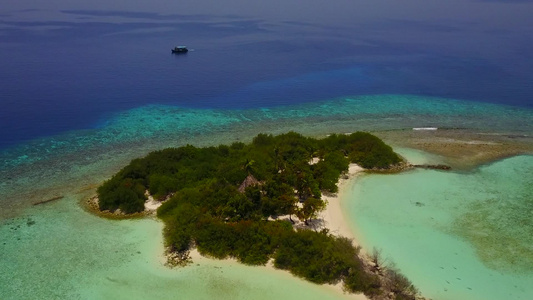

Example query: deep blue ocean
[1,0,532,149]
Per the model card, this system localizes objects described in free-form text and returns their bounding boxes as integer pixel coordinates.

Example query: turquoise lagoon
[344,150,533,300]
[1,95,532,299]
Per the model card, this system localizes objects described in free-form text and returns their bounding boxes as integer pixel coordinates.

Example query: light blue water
[0,95,532,299]
[0,195,355,300]
[344,152,533,300]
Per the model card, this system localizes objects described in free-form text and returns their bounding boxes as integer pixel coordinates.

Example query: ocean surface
[1,0,533,299]
[2,0,533,149]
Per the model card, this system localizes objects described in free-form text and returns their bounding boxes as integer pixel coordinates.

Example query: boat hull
[171,48,188,54]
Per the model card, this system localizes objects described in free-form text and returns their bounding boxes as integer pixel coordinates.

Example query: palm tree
[243,158,255,175]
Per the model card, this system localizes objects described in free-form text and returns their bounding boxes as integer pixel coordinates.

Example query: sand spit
[320,164,364,240]
[84,192,165,219]
[144,193,165,211]
[375,129,533,169]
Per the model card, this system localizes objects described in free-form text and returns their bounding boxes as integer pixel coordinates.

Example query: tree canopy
[96,132,403,297]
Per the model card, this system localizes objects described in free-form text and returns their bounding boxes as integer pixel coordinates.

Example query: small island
[95,132,421,300]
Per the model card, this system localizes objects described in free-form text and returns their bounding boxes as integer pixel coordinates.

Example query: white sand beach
[320,164,364,241]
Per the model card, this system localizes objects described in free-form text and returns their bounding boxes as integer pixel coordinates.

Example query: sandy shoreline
[187,248,369,299]
[184,246,369,300]
[320,164,364,242]
[318,164,371,299]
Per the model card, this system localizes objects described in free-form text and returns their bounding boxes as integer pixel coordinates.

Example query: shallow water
[344,152,533,300]
[0,195,357,300]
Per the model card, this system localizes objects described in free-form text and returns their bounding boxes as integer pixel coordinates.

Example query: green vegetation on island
[97,132,415,298]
